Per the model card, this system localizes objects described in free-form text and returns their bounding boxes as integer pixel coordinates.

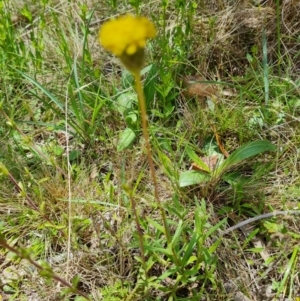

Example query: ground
[0,0,299,300]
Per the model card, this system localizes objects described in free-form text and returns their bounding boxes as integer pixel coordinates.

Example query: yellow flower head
[99,15,156,57]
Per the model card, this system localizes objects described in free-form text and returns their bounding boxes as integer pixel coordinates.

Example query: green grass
[0,0,300,300]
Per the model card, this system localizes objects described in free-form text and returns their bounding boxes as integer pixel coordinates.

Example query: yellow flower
[99,15,156,57]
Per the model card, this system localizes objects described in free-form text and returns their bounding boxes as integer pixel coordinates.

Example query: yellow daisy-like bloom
[99,15,156,56]
[99,15,156,73]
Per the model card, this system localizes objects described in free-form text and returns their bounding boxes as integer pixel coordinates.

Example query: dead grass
[0,0,299,300]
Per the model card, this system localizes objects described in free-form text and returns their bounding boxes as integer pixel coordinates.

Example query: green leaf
[69,150,81,161]
[186,146,210,172]
[216,140,276,175]
[52,146,64,156]
[276,246,299,295]
[205,218,227,238]
[143,63,158,110]
[179,170,211,187]
[171,220,183,246]
[125,112,138,127]
[71,61,86,122]
[72,275,81,287]
[74,297,89,301]
[181,232,198,266]
[14,69,66,113]
[117,128,136,152]
[245,247,265,253]
[122,70,134,89]
[144,245,173,256]
[146,217,165,234]
[208,239,221,254]
[14,69,85,140]
[158,267,178,281]
[42,222,66,229]
[163,103,175,118]
[262,29,269,105]
[116,92,137,116]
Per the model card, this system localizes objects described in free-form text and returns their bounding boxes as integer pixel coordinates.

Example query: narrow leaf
[71,60,85,121]
[144,245,173,256]
[15,69,67,113]
[43,222,66,229]
[143,63,158,110]
[245,247,265,253]
[205,218,227,238]
[158,267,178,281]
[171,220,183,246]
[146,217,165,234]
[262,29,269,105]
[181,232,198,266]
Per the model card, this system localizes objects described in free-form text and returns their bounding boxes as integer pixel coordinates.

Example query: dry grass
[0,0,299,300]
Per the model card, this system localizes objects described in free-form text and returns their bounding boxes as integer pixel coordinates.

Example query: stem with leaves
[0,234,91,300]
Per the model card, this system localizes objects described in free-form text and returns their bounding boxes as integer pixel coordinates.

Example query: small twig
[219,210,300,237]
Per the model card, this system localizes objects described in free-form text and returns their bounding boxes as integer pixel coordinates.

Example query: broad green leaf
[263,221,284,233]
[116,92,137,115]
[69,150,81,161]
[117,128,136,152]
[163,103,175,118]
[125,112,138,127]
[186,146,210,172]
[180,268,200,277]
[179,170,211,187]
[52,146,64,156]
[145,256,155,272]
[121,70,134,89]
[216,140,276,175]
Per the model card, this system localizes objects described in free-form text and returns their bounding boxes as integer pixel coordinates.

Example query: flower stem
[133,71,171,243]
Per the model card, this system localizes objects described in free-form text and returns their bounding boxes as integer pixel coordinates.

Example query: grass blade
[15,69,67,113]
[262,29,269,105]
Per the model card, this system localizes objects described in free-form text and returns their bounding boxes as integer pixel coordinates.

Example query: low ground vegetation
[0,0,299,300]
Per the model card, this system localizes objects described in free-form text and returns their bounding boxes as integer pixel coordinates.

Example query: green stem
[129,190,146,264]
[276,0,281,76]
[133,71,171,244]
